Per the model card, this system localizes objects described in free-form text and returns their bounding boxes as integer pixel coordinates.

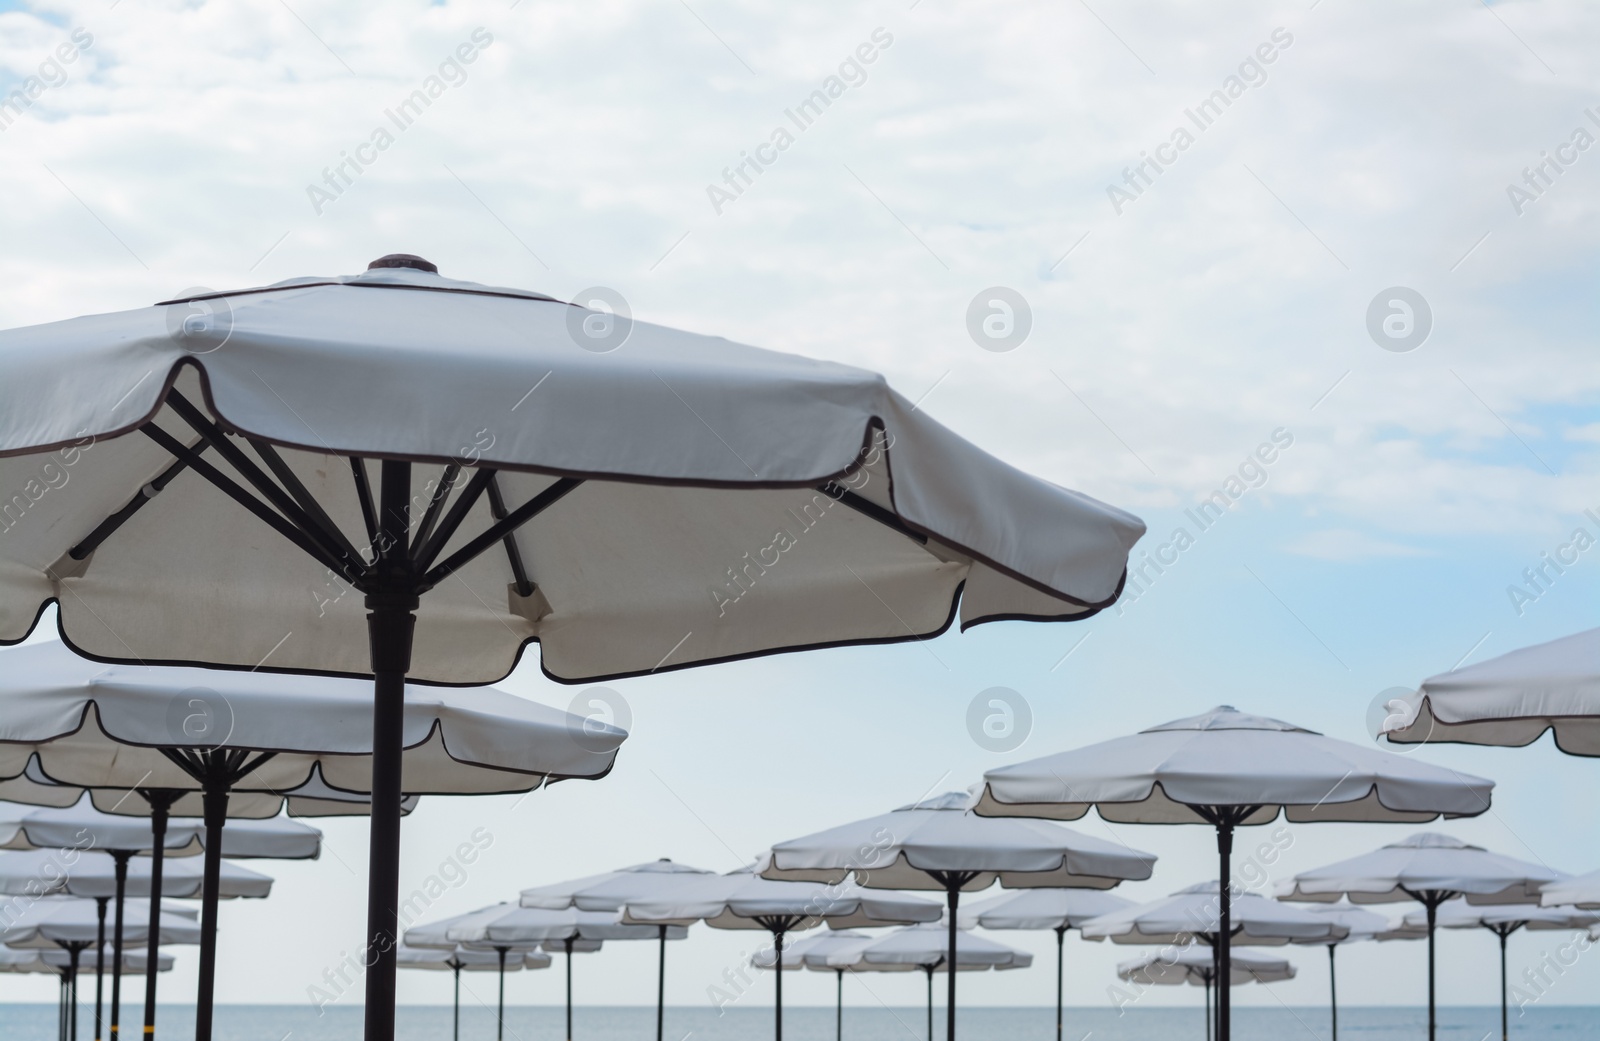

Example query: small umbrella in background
[0,943,172,1041]
[0,847,269,1041]
[763,790,1154,1041]
[397,944,551,1041]
[0,254,1143,1041]
[1299,902,1393,1041]
[976,705,1495,1041]
[1,896,198,1041]
[823,922,1031,1041]
[519,859,713,1041]
[0,640,620,1041]
[432,903,686,1041]
[968,888,1134,1041]
[751,931,870,1041]
[624,861,942,1041]
[1280,833,1561,1041]
[1117,945,1294,1041]
[1408,900,1599,1041]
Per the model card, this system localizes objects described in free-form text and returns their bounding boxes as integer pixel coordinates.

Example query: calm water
[3,1004,1592,1040]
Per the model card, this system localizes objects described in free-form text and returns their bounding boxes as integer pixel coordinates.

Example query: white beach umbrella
[823,922,1030,1041]
[397,944,551,1041]
[763,790,1155,1041]
[1299,902,1392,1041]
[968,888,1134,1041]
[975,705,1494,1041]
[751,931,870,1041]
[438,903,686,1041]
[1118,944,1292,1041]
[624,861,941,1041]
[1539,868,1600,909]
[0,640,616,1041]
[1404,900,1600,1041]
[0,255,1143,1041]
[1382,627,1600,754]
[8,795,318,1041]
[1280,833,1561,1041]
[518,858,714,1041]
[0,942,174,1041]
[1079,882,1347,947]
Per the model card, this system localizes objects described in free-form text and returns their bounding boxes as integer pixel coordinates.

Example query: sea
[1,1004,1593,1040]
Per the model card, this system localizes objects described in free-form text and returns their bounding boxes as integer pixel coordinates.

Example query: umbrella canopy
[1382,627,1600,754]
[40,944,174,974]
[1540,868,1600,909]
[752,930,872,971]
[1279,834,1561,906]
[1281,834,1561,1041]
[519,858,715,910]
[974,705,1494,1041]
[1080,883,1347,946]
[427,903,687,945]
[1118,946,1294,986]
[0,848,272,899]
[1420,899,1599,932]
[826,922,1032,971]
[765,791,1158,890]
[397,944,552,971]
[0,256,1143,1041]
[0,895,199,948]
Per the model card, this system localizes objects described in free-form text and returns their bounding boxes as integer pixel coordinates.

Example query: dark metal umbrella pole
[94,897,106,1041]
[834,968,843,1041]
[108,851,129,1041]
[1327,944,1337,1041]
[1053,926,1066,1041]
[656,925,667,1041]
[1482,921,1523,1041]
[1191,804,1257,1041]
[563,935,575,1041]
[494,947,508,1041]
[923,964,934,1041]
[450,959,461,1041]
[140,790,179,1041]
[1399,887,1456,1041]
[925,870,977,1041]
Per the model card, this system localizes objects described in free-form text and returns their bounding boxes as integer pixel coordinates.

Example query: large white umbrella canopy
[1118,945,1295,987]
[975,705,1494,1041]
[0,257,1142,1041]
[968,887,1134,1041]
[763,790,1154,1041]
[625,862,940,1041]
[398,944,550,1041]
[1281,834,1561,1041]
[519,858,715,1041]
[1382,627,1600,754]
[0,640,611,1041]
[0,849,272,900]
[1,896,199,948]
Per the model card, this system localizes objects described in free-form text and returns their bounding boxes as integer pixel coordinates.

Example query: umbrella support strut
[94,897,107,1041]
[109,850,130,1041]
[140,790,180,1041]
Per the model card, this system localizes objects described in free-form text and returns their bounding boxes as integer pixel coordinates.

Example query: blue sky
[1,0,1599,1017]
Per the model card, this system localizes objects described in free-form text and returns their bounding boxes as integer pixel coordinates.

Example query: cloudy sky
[2,0,1599,1018]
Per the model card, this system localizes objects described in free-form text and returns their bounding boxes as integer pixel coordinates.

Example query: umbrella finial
[368,254,438,274]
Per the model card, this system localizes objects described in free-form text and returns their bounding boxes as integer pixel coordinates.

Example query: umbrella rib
[411,468,496,571]
[410,465,462,558]
[67,440,212,561]
[422,478,582,589]
[484,476,535,598]
[165,393,364,578]
[244,437,367,566]
[816,483,928,546]
[140,425,351,580]
[349,457,379,550]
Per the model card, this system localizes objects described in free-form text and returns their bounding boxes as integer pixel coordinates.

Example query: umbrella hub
[368,254,438,273]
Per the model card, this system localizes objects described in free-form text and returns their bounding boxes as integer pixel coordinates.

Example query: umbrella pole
[495,947,506,1041]
[1054,926,1065,1041]
[1209,943,1219,1041]
[1426,899,1437,1041]
[1327,944,1337,1041]
[772,929,785,1041]
[1215,823,1234,1041]
[944,882,962,1041]
[565,936,574,1041]
[924,964,933,1041]
[657,925,666,1041]
[109,850,130,1041]
[194,782,229,1041]
[94,897,107,1041]
[361,464,418,1041]
[835,968,843,1041]
[1498,929,1508,1041]
[451,962,460,1041]
[60,971,67,1041]
[71,943,83,1041]
[1203,973,1211,1041]
[141,791,178,1041]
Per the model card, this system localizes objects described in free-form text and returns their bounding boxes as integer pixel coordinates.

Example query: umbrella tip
[368,254,439,274]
